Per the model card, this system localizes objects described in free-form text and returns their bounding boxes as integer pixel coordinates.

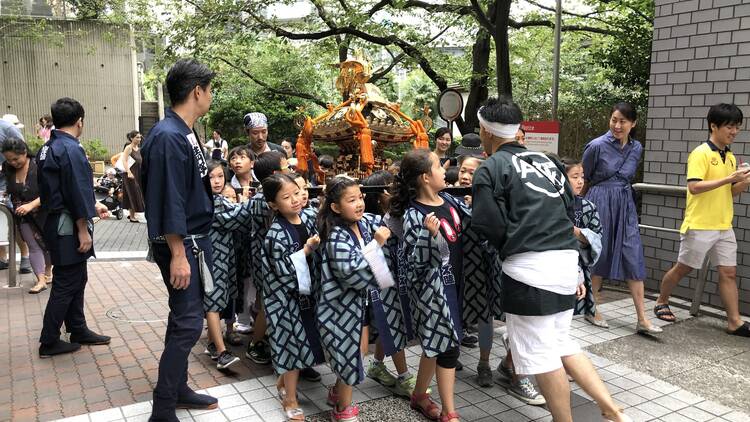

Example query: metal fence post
[0,204,16,288]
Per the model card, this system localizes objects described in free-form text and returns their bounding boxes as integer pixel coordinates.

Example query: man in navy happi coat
[141,59,217,422]
[37,97,111,357]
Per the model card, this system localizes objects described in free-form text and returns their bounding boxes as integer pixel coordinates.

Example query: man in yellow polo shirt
[654,103,750,337]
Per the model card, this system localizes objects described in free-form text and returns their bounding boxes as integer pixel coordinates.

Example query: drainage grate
[106,300,169,323]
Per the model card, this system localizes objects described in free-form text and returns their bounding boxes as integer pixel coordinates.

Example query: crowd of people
[2,56,746,422]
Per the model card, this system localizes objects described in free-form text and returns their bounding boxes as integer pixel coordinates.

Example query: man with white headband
[243,112,285,156]
[471,97,631,422]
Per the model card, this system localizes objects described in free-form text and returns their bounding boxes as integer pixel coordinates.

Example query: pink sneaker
[326,386,338,407]
[330,404,359,422]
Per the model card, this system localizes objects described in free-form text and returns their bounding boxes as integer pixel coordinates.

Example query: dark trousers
[150,238,210,420]
[39,261,88,345]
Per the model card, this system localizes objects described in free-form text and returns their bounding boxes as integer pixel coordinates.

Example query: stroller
[94,168,124,220]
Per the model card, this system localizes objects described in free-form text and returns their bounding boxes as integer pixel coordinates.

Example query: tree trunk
[463,27,491,134]
[494,0,512,96]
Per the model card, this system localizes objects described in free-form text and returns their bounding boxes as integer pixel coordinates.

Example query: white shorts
[506,309,581,375]
[678,229,737,269]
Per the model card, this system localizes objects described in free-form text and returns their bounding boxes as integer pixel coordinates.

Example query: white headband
[477,112,520,139]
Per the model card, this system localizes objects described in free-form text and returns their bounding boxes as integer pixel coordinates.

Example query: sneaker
[455,360,463,371]
[245,340,271,365]
[330,404,359,422]
[366,361,397,387]
[476,362,493,388]
[234,322,253,334]
[204,343,219,360]
[496,358,513,387]
[19,267,32,274]
[224,331,245,346]
[216,350,240,369]
[508,377,546,406]
[393,374,418,398]
[460,331,478,348]
[300,366,322,382]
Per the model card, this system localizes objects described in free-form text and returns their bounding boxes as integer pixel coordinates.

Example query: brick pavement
[0,261,273,422]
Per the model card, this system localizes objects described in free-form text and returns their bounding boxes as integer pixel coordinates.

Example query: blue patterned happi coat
[250,192,273,291]
[403,193,490,357]
[204,195,254,312]
[572,196,603,317]
[456,197,503,326]
[361,213,410,356]
[262,210,325,374]
[317,214,394,386]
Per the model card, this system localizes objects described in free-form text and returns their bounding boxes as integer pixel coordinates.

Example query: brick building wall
[644,0,750,314]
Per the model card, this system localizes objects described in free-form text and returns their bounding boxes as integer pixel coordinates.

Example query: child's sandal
[410,392,440,421]
[440,411,460,422]
[284,405,304,421]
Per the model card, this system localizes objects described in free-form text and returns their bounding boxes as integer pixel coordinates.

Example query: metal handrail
[636,184,708,317]
[0,203,17,288]
[633,182,687,195]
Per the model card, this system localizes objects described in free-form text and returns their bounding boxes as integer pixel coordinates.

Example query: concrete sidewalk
[1,260,748,422]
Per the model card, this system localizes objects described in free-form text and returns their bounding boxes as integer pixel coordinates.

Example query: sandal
[283,405,304,421]
[28,284,47,294]
[584,314,609,328]
[440,411,460,422]
[277,386,287,401]
[410,392,440,421]
[653,304,676,322]
[727,321,750,338]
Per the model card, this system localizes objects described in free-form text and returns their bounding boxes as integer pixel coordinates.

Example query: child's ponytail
[389,148,433,219]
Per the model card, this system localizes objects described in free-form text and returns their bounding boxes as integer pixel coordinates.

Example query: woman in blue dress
[582,102,661,335]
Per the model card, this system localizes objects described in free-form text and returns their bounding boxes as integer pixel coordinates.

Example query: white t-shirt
[206,138,228,159]
[502,249,579,295]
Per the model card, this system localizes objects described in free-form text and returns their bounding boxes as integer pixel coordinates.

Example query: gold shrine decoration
[296,56,432,182]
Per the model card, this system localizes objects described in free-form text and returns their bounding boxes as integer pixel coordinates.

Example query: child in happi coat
[562,157,604,326]
[317,176,395,422]
[246,152,325,384]
[229,146,257,337]
[261,174,325,422]
[361,171,418,397]
[204,160,254,369]
[454,155,504,387]
[389,149,471,422]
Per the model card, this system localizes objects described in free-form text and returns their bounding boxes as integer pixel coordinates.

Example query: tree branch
[469,0,495,33]
[310,0,337,29]
[509,19,619,36]
[216,57,328,107]
[401,0,473,15]
[371,52,405,82]
[523,0,619,28]
[368,0,392,16]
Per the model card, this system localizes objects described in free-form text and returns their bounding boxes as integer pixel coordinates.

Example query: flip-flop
[653,304,676,322]
[727,321,750,338]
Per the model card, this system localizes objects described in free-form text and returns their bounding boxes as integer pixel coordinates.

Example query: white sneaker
[234,322,253,334]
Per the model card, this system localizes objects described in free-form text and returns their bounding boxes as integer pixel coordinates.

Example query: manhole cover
[106,300,169,323]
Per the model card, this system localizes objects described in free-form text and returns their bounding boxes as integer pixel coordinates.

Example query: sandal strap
[440,411,460,422]
[411,392,431,402]
[285,406,304,421]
